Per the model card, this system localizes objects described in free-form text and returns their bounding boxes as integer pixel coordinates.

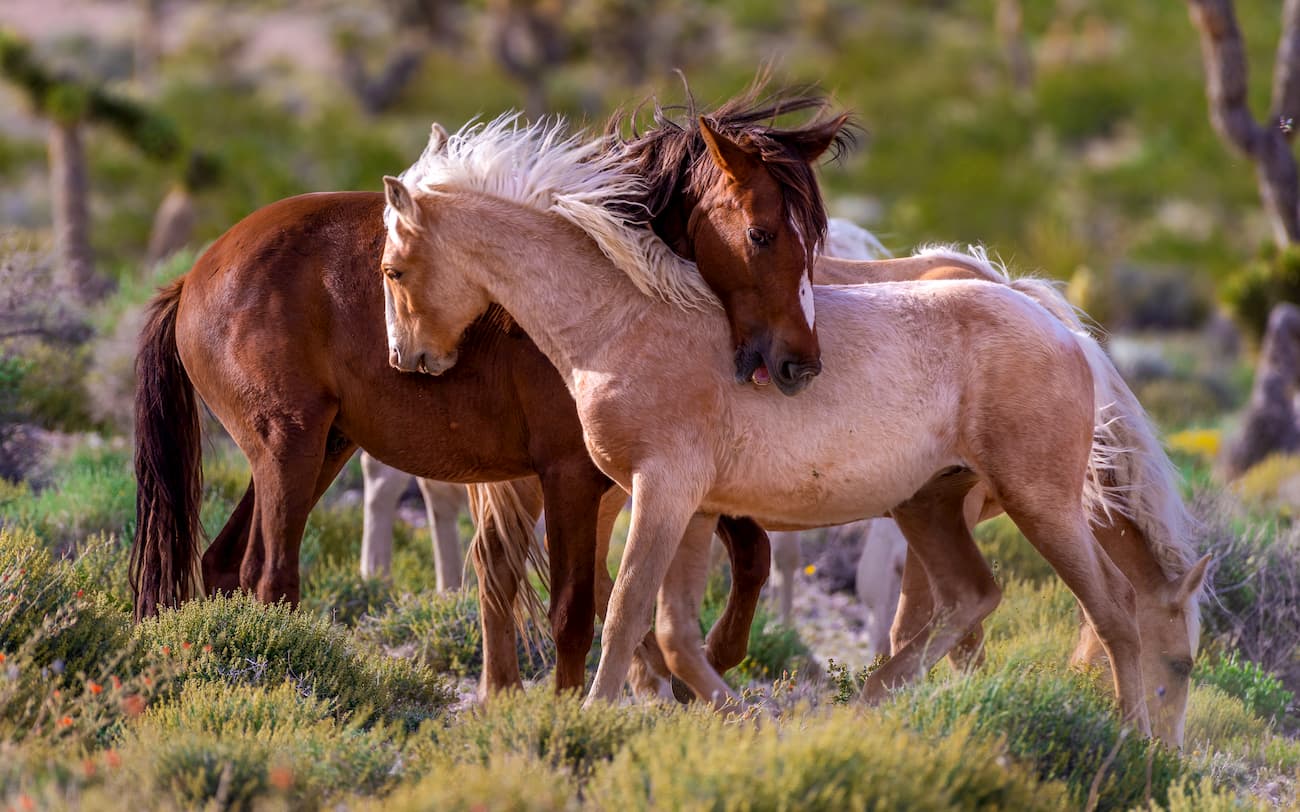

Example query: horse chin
[416,349,459,376]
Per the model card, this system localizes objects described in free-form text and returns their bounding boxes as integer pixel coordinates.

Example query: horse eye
[385,268,404,281]
[747,227,772,246]
[1169,659,1193,678]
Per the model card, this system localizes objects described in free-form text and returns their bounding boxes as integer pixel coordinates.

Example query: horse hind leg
[360,453,410,580]
[202,481,255,596]
[241,412,351,605]
[539,465,607,694]
[862,472,1001,704]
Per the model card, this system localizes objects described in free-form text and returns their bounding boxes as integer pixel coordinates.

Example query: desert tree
[0,29,182,302]
[1186,0,1300,248]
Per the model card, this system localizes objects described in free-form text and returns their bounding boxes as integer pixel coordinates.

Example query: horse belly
[702,417,961,529]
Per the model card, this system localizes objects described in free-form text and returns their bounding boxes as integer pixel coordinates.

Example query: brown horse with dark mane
[131,90,852,695]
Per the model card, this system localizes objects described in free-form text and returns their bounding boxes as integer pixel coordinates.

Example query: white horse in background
[358,451,469,590]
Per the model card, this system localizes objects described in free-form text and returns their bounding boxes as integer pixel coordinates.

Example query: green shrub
[135,592,452,728]
[0,528,171,747]
[1220,246,1300,341]
[301,558,394,626]
[299,503,365,577]
[357,589,549,680]
[587,709,1066,810]
[1193,652,1294,724]
[412,689,662,781]
[15,342,98,434]
[115,682,402,809]
[896,661,1188,808]
[356,753,575,812]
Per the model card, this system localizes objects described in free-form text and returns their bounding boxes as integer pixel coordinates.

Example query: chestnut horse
[131,93,850,697]
[379,119,1206,740]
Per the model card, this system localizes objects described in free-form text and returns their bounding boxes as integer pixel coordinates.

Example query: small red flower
[88,681,103,695]
[202,644,213,653]
[18,794,35,811]
[269,765,295,790]
[75,589,84,598]
[111,675,121,690]
[82,758,96,778]
[122,694,146,717]
[181,641,192,650]
[104,749,121,769]
[58,715,73,728]
[160,645,171,656]
[0,652,6,663]
[52,689,61,699]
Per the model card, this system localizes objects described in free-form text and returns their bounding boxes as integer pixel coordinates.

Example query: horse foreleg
[416,478,468,591]
[360,454,409,580]
[706,516,770,673]
[656,513,736,708]
[244,417,353,605]
[592,485,674,700]
[863,476,999,704]
[586,470,701,706]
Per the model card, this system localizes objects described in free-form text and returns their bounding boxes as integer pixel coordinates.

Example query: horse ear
[789,113,852,162]
[698,117,757,183]
[429,123,449,153]
[384,175,419,226]
[1173,554,1211,607]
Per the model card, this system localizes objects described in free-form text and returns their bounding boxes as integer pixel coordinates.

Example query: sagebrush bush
[356,753,575,812]
[1192,490,1300,690]
[1232,454,1300,510]
[1194,652,1295,723]
[116,682,403,809]
[358,588,549,680]
[411,690,663,781]
[896,661,1187,808]
[0,529,171,747]
[1221,247,1300,341]
[135,592,452,728]
[587,709,1066,810]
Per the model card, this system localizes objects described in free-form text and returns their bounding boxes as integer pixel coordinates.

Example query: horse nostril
[389,348,401,368]
[781,359,822,383]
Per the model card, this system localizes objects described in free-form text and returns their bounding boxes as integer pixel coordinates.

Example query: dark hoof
[671,675,696,705]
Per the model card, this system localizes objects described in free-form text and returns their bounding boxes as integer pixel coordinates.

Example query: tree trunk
[146,184,196,267]
[1221,302,1300,479]
[47,120,104,302]
[1187,0,1300,247]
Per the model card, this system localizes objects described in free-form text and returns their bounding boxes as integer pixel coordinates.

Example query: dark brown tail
[131,277,204,621]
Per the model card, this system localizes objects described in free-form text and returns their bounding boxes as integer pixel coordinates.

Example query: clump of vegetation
[135,592,452,728]
[115,682,403,809]
[357,588,549,680]
[413,690,662,782]
[587,709,1066,810]
[0,528,171,747]
[896,661,1188,809]
[1194,652,1295,724]
[301,558,393,626]
[1221,246,1300,341]
[974,514,1054,585]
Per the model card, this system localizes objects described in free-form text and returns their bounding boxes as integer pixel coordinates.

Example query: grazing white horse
[358,451,468,590]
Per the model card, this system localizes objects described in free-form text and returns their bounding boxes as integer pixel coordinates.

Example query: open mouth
[751,364,771,386]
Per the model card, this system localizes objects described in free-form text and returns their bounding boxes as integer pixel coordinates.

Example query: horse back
[174,191,581,481]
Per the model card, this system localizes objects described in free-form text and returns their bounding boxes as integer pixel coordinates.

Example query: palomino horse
[379,118,1206,740]
[131,92,851,696]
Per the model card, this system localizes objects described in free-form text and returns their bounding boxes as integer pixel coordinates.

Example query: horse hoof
[671,675,696,705]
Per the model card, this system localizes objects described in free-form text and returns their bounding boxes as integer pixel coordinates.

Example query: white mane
[389,113,720,312]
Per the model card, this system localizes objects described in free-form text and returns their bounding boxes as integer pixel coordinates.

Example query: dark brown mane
[608,83,857,251]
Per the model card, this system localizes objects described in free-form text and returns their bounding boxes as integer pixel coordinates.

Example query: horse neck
[1091,512,1170,594]
[441,194,693,384]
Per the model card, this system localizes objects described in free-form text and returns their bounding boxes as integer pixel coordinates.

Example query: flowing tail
[466,480,550,643]
[131,277,205,621]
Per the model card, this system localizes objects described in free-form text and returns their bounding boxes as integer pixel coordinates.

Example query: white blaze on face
[799,270,815,329]
[788,214,814,329]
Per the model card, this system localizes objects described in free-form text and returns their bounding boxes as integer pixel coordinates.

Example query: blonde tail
[466,480,551,644]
